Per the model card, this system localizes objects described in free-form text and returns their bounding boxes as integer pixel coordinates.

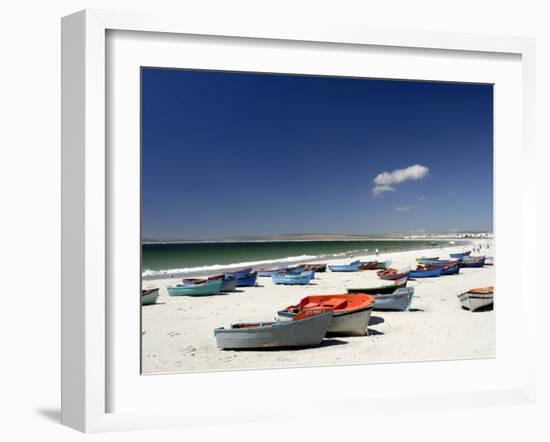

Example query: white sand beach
[141,241,494,374]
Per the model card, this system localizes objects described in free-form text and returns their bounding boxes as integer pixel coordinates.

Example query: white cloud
[372,164,429,196]
[395,206,414,212]
[372,185,396,196]
[417,195,429,201]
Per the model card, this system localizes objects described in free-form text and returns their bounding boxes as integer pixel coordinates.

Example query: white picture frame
[61,9,537,433]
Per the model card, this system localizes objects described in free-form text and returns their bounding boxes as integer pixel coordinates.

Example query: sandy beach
[141,240,494,374]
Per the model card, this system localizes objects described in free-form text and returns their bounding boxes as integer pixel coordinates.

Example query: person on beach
[375,248,379,257]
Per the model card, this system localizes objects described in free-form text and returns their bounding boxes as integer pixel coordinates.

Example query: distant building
[404,232,493,239]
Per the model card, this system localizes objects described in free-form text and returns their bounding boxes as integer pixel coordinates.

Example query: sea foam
[142,254,318,278]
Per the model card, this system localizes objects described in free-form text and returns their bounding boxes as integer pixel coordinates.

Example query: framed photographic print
[61,9,537,432]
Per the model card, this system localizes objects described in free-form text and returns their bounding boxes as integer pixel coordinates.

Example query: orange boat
[278,294,375,336]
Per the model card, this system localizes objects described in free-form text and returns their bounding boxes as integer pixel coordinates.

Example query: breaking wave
[142,254,319,278]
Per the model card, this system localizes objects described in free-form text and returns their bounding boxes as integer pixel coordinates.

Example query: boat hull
[409,268,442,278]
[461,257,486,268]
[214,312,333,349]
[257,268,287,277]
[272,272,313,285]
[328,264,360,272]
[347,280,407,295]
[234,272,258,287]
[278,306,373,336]
[372,287,414,311]
[458,292,493,311]
[303,264,327,273]
[440,264,460,275]
[141,288,159,305]
[327,307,373,336]
[377,270,410,280]
[450,251,471,258]
[220,279,238,292]
[168,279,223,296]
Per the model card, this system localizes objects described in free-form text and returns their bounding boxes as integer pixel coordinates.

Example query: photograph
[140,68,495,374]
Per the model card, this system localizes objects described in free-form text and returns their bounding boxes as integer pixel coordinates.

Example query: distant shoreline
[142,237,472,246]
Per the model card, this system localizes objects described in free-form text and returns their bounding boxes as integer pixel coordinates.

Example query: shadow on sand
[223,338,348,352]
[368,315,385,326]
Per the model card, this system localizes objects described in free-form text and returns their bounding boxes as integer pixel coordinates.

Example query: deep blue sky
[142,68,493,240]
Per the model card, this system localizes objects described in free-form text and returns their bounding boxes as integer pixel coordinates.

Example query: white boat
[278,294,375,336]
[373,287,415,311]
[458,287,494,311]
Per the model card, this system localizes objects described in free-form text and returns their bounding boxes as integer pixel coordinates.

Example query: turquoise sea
[141,239,449,278]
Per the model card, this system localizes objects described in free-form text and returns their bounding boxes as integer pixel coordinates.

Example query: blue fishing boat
[409,267,442,278]
[224,267,253,278]
[418,259,461,267]
[328,260,361,272]
[285,266,306,275]
[439,263,461,275]
[272,271,313,285]
[233,272,258,287]
[449,251,471,258]
[168,279,223,296]
[257,267,287,277]
[461,256,486,267]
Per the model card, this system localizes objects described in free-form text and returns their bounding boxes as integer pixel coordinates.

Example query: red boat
[377,268,410,280]
[359,261,379,270]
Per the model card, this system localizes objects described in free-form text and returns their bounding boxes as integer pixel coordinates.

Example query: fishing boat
[409,267,442,278]
[141,288,159,305]
[359,261,379,270]
[417,259,461,267]
[233,271,258,287]
[449,251,472,259]
[302,263,327,272]
[224,267,253,278]
[214,309,333,349]
[182,275,238,292]
[257,267,288,277]
[285,266,307,275]
[168,279,223,296]
[439,263,461,275]
[461,256,486,268]
[278,294,375,336]
[272,271,313,285]
[372,287,415,311]
[328,260,361,272]
[485,256,494,266]
[458,286,494,311]
[377,268,410,280]
[347,277,408,294]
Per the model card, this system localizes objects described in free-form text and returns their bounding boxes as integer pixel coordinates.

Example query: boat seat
[320,298,348,310]
[303,302,321,309]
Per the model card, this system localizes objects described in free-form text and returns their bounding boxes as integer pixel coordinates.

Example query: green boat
[346,277,407,295]
[167,279,223,296]
[141,288,159,305]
